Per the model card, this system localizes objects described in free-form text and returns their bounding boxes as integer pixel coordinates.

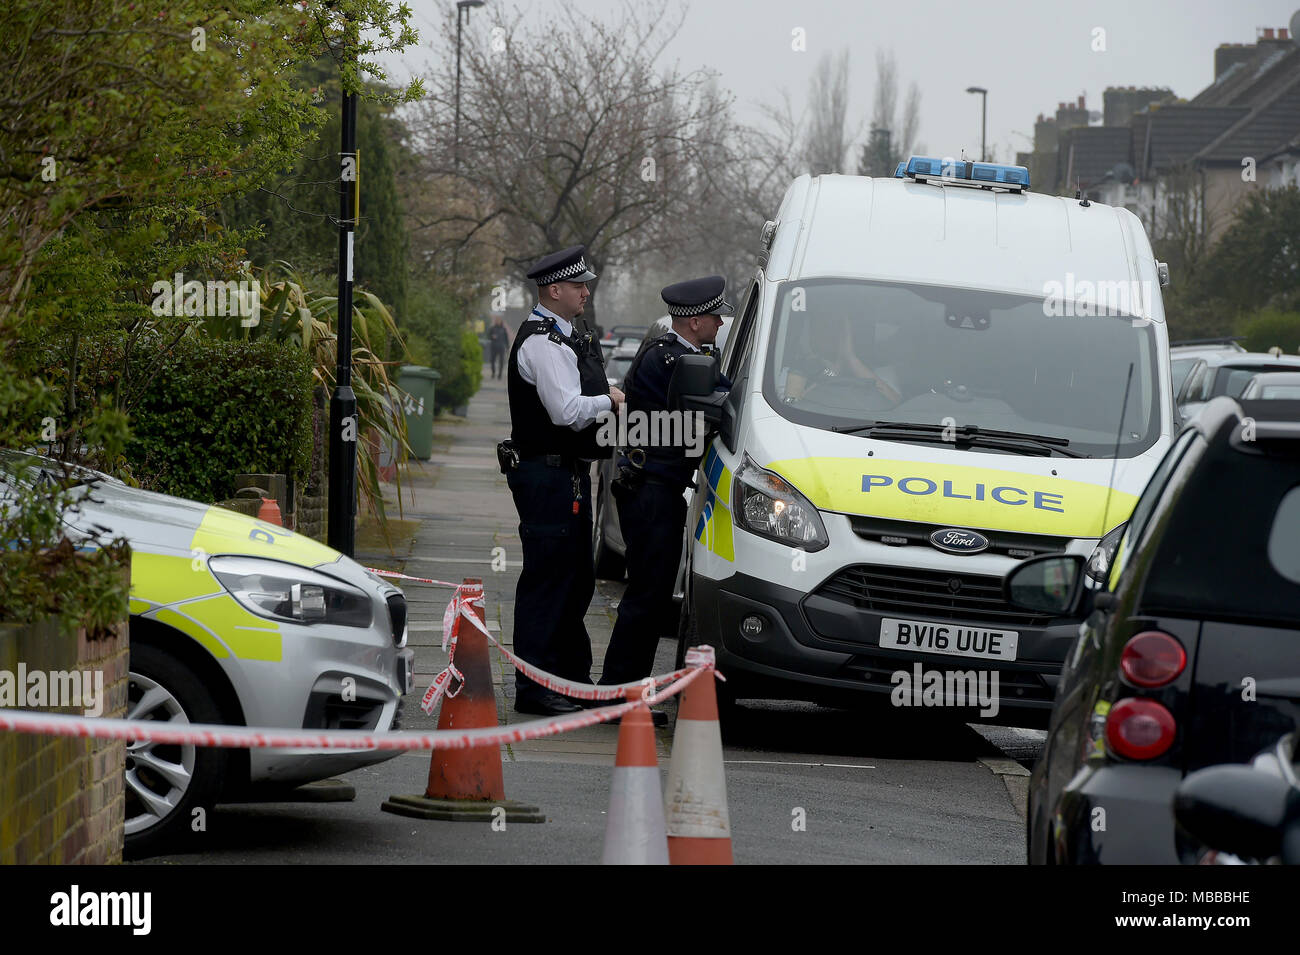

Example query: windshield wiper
[832,420,1086,458]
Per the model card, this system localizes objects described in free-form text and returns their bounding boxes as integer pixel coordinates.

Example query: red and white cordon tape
[0,663,713,752]
[366,567,462,588]
[416,580,722,716]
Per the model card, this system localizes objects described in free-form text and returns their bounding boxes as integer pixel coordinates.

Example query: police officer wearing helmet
[501,246,625,716]
[599,276,732,701]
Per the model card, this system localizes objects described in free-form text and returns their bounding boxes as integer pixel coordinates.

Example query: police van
[675,157,1174,725]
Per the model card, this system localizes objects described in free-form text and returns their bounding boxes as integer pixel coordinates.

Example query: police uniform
[504,246,613,716]
[599,276,733,689]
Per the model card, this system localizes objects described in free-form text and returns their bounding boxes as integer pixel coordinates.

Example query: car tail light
[1120,631,1186,688]
[1105,697,1176,760]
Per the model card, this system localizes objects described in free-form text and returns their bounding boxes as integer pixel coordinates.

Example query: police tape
[366,567,462,588]
[419,581,721,715]
[0,665,710,752]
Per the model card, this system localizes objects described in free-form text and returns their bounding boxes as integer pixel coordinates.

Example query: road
[137,371,1044,866]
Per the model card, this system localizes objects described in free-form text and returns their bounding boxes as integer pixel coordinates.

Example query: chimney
[1077,94,1086,109]
[1261,27,1275,40]
[1281,28,1290,40]
[1215,42,1258,79]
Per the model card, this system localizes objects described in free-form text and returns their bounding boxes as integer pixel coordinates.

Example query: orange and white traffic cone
[382,578,543,823]
[602,688,669,864]
[664,646,733,864]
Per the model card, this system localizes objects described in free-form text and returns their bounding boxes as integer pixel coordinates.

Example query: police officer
[503,246,625,716]
[599,276,732,705]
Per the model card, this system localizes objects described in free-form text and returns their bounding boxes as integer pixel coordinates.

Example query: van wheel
[675,596,738,721]
[592,472,625,580]
[123,643,227,857]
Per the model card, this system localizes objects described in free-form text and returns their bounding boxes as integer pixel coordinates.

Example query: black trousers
[507,460,594,694]
[600,478,687,686]
[490,345,506,377]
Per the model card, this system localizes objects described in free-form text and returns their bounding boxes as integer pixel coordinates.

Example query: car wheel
[592,472,626,580]
[675,593,738,720]
[123,643,227,857]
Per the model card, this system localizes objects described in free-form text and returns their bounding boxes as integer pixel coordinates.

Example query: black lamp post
[966,86,988,163]
[329,12,360,556]
[455,0,485,170]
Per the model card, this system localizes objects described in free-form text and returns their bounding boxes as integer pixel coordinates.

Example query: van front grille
[815,564,1052,628]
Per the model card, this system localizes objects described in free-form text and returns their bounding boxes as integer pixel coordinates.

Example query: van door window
[724,281,760,382]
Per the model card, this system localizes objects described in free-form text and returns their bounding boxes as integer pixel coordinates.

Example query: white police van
[676,157,1174,725]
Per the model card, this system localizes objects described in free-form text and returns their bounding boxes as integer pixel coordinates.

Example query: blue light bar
[893,161,906,178]
[901,155,1031,190]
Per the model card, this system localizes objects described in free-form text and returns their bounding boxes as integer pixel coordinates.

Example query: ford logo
[929,528,989,555]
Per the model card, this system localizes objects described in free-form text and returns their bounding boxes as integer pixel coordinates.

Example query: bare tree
[406,1,734,327]
[802,50,854,175]
[858,49,922,177]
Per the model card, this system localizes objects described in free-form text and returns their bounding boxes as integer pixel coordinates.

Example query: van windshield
[763,279,1162,458]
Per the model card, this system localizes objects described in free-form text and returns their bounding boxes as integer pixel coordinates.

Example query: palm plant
[197,261,412,533]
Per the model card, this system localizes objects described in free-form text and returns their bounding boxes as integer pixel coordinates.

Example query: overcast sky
[385,0,1299,171]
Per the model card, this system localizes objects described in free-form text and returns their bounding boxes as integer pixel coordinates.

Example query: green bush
[1238,309,1300,356]
[125,337,314,502]
[401,278,486,411]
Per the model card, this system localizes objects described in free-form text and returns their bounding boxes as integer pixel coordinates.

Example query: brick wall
[0,609,129,864]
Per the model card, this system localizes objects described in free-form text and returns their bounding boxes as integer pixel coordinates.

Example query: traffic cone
[257,496,282,526]
[382,578,543,823]
[664,646,733,864]
[602,688,669,864]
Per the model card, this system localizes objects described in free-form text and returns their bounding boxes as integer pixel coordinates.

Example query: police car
[2,453,413,854]
[675,157,1176,726]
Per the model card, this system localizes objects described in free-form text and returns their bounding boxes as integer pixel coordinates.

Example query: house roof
[1132,106,1248,173]
[1058,126,1133,188]
[1196,71,1300,163]
[1193,42,1300,108]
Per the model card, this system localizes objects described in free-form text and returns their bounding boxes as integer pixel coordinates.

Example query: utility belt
[496,440,583,474]
[613,447,693,492]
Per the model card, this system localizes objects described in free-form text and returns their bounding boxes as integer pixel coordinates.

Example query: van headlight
[733,455,829,551]
[209,556,373,628]
[1085,523,1126,584]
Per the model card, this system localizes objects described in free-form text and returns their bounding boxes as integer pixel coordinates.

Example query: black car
[1007,396,1300,864]
[1174,731,1300,864]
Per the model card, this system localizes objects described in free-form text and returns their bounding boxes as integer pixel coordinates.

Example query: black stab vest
[507,314,611,460]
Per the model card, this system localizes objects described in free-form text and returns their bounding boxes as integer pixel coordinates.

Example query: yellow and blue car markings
[765,456,1139,538]
[694,444,735,561]
[124,504,339,664]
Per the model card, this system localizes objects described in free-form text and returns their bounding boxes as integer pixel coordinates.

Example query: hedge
[125,336,314,503]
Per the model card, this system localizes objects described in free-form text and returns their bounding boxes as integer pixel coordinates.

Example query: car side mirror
[669,354,726,427]
[1174,765,1297,862]
[1003,553,1085,616]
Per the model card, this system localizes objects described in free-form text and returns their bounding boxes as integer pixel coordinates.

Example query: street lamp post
[329,14,360,557]
[966,86,987,163]
[454,0,485,171]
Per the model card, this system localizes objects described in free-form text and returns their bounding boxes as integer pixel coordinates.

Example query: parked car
[1011,397,1300,863]
[0,452,413,855]
[675,157,1176,723]
[1174,731,1300,865]
[1176,351,1300,420]
[1240,371,1300,401]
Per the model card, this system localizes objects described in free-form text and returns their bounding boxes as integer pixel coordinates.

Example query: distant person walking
[488,316,511,379]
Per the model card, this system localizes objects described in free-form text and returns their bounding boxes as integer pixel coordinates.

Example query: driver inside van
[785,310,902,403]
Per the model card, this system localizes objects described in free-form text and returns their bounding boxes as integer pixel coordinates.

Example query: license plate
[878,618,1019,662]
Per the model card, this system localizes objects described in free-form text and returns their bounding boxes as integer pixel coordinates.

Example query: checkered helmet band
[667,293,725,317]
[534,258,590,285]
